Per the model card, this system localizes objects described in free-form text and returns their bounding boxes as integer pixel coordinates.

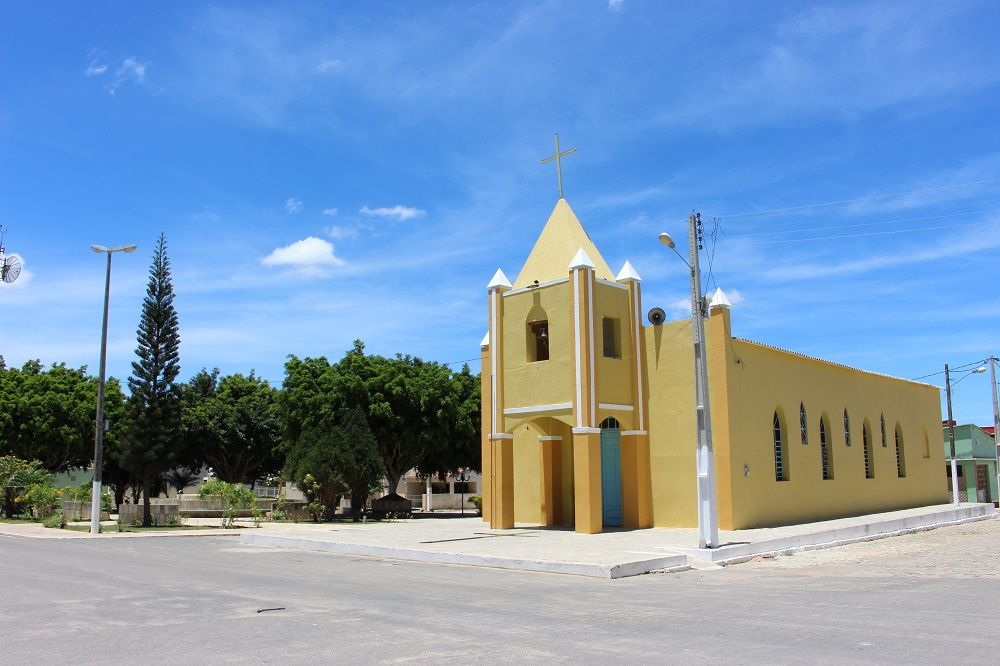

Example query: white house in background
[391,469,481,511]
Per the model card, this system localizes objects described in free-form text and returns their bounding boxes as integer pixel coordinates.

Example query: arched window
[881,413,887,447]
[923,427,930,459]
[895,424,906,478]
[800,403,808,446]
[843,409,851,447]
[599,417,620,430]
[820,415,833,480]
[773,410,788,481]
[526,305,549,362]
[863,419,875,479]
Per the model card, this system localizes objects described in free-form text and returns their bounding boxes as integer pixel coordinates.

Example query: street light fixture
[659,215,719,549]
[89,243,137,535]
[944,364,986,506]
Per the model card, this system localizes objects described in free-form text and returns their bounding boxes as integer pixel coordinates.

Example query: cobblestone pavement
[738,515,1000,577]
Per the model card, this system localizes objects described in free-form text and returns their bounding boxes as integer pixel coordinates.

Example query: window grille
[895,426,906,478]
[881,414,887,447]
[820,417,833,480]
[843,409,851,447]
[800,403,808,446]
[773,411,787,481]
[863,422,874,479]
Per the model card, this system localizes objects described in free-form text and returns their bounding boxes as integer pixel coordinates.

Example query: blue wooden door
[601,428,623,526]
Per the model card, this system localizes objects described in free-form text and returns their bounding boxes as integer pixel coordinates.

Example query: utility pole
[688,212,719,548]
[945,363,961,506]
[990,355,999,505]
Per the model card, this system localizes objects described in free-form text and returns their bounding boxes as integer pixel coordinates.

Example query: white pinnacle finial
[487,268,512,291]
[615,260,642,282]
[569,247,596,270]
[710,287,731,308]
[480,331,490,348]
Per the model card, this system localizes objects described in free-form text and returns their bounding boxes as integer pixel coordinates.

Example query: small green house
[943,424,998,504]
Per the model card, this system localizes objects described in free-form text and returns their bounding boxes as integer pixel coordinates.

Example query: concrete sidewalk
[240,502,995,579]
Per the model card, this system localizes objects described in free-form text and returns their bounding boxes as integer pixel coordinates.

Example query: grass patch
[0,517,39,523]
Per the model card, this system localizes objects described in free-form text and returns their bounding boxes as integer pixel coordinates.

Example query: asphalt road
[2,519,999,664]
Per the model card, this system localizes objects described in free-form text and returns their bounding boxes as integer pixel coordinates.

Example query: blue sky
[1,1,999,424]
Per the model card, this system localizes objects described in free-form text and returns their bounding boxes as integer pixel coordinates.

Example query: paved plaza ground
[2,516,999,663]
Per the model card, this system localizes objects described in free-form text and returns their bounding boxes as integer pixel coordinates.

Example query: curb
[676,504,995,565]
[239,532,690,579]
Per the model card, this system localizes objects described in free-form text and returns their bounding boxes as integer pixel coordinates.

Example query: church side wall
[724,339,949,529]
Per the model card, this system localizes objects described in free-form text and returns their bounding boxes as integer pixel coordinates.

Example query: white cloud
[84,48,108,76]
[359,204,426,221]
[261,237,345,276]
[608,0,624,12]
[326,225,359,241]
[316,58,342,73]
[322,207,338,216]
[284,197,303,214]
[106,56,149,95]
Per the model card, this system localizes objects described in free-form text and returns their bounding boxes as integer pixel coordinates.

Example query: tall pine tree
[121,233,181,526]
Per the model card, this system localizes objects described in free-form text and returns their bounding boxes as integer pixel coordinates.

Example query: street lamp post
[90,243,137,535]
[659,213,720,549]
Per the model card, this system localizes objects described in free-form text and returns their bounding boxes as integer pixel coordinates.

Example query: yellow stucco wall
[724,334,948,528]
[646,318,700,528]
[644,307,949,530]
[594,281,634,427]
[501,281,574,427]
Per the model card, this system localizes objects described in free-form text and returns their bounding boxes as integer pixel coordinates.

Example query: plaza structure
[479,194,950,534]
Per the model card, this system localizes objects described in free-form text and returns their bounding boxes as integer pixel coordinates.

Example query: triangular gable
[513,199,614,288]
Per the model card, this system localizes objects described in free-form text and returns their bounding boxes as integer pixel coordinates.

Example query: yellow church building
[479,196,949,534]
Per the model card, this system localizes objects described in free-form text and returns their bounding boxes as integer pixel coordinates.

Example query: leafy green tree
[182,370,282,484]
[416,363,481,477]
[282,341,481,500]
[284,406,384,521]
[0,360,127,472]
[118,233,182,527]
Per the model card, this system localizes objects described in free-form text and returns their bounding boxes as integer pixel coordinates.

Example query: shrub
[1,456,50,518]
[42,513,65,529]
[469,495,483,516]
[23,483,62,519]
[200,479,255,528]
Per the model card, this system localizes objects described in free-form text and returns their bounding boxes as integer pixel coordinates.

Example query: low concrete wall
[118,501,180,525]
[61,500,110,522]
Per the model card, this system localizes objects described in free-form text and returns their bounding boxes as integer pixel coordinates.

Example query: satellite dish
[647,307,665,326]
[2,255,21,283]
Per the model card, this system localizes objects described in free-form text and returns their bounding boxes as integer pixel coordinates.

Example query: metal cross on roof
[539,133,577,200]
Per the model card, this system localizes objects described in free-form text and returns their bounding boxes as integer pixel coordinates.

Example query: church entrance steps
[238,503,994,579]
